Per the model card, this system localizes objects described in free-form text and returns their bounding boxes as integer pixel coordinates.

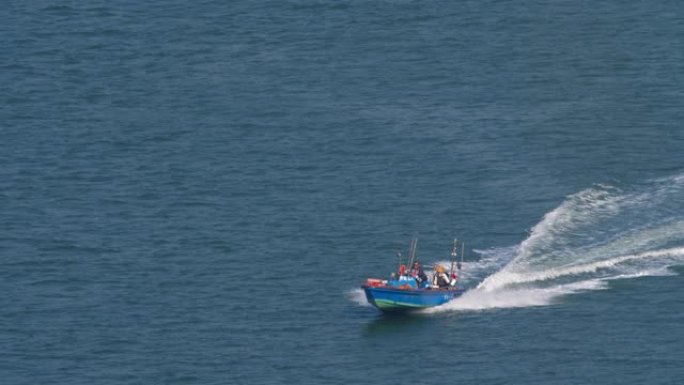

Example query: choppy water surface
[3,1,684,384]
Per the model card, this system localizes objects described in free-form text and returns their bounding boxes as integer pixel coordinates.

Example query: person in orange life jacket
[432,265,451,288]
[410,261,428,285]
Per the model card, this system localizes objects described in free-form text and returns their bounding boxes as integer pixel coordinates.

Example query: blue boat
[361,238,467,313]
[362,283,465,312]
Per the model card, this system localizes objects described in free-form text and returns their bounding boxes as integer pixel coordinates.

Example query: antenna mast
[450,239,458,276]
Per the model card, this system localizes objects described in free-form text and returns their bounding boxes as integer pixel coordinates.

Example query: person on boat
[432,265,451,289]
[410,261,428,286]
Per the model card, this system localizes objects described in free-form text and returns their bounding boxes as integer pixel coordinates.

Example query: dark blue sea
[3,1,684,384]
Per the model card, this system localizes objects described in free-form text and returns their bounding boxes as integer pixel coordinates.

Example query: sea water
[2,1,684,384]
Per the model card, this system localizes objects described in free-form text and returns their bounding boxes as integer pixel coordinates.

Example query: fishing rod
[449,238,458,277]
[458,241,465,271]
[406,237,418,273]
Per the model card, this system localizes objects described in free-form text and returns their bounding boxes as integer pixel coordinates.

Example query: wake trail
[429,174,684,313]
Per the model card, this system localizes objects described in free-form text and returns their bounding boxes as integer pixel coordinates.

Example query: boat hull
[362,285,464,312]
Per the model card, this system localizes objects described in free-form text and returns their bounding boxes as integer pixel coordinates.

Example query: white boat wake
[427,174,684,313]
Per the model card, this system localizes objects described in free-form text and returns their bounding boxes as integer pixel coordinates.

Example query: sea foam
[353,174,684,313]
